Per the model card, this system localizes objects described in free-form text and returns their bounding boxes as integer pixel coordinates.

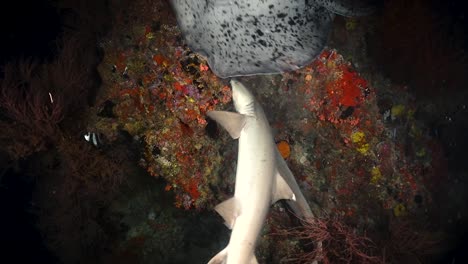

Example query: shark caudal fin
[207,246,228,264]
[207,247,258,264]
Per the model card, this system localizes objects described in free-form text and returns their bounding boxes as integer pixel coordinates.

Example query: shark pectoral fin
[207,111,246,139]
[214,197,241,229]
[207,246,228,264]
[272,171,296,204]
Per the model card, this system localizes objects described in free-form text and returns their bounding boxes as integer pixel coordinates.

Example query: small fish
[170,0,377,78]
[84,132,102,147]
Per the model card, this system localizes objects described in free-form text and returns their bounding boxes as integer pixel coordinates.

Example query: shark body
[207,80,313,264]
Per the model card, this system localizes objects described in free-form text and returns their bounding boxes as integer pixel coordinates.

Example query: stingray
[170,0,377,78]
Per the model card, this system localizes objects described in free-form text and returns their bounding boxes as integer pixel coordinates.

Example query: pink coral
[275,215,381,264]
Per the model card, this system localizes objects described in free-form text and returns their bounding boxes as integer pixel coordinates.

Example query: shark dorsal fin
[272,171,296,204]
[207,110,246,139]
[214,197,241,229]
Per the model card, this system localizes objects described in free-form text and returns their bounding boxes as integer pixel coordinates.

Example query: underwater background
[0,0,467,263]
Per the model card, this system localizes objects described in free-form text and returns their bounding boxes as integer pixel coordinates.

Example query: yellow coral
[351,131,369,155]
[410,123,422,138]
[356,143,369,155]
[407,109,415,120]
[415,148,426,158]
[391,104,405,120]
[351,131,365,143]
[393,203,407,217]
[345,18,357,31]
[370,166,382,184]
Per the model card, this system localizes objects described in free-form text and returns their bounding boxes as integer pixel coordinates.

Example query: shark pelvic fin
[275,149,315,219]
[272,171,296,204]
[214,197,241,229]
[207,111,246,139]
[207,246,228,264]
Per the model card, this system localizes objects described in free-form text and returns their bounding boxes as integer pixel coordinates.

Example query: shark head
[231,80,255,116]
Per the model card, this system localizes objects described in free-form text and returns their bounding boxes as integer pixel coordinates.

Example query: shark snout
[230,79,255,115]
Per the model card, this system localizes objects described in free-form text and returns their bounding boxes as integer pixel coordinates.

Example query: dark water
[0,167,60,263]
[0,0,61,65]
[1,0,468,263]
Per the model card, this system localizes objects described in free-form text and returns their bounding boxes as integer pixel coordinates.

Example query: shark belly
[227,119,275,263]
[234,118,275,199]
[226,207,268,264]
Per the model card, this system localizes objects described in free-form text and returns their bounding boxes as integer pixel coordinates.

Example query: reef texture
[92,1,235,210]
[84,0,449,262]
[246,49,447,263]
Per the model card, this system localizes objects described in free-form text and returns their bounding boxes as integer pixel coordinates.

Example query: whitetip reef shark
[207,80,314,264]
[170,0,378,78]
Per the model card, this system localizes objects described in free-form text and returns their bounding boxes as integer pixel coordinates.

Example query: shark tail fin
[207,248,258,264]
[207,246,228,264]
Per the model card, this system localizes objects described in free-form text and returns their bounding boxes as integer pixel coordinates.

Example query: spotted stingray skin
[171,0,375,78]
[315,0,377,17]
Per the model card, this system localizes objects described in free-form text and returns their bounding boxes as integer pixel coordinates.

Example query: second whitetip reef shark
[207,80,314,264]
